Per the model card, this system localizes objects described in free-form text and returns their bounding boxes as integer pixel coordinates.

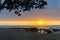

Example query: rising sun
[37,21,43,25]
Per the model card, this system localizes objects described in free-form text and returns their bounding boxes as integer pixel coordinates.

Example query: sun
[37,21,43,25]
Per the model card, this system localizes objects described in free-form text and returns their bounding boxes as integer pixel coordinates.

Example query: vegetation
[0,0,48,16]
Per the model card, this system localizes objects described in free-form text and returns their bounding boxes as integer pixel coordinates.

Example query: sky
[0,0,60,25]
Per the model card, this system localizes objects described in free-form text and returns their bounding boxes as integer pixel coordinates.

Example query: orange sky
[0,0,60,26]
[0,21,60,26]
[0,0,60,23]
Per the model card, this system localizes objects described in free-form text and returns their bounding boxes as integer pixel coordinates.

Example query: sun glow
[0,21,60,26]
[37,21,43,25]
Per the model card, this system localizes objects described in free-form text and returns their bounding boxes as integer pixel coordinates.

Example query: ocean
[0,25,60,29]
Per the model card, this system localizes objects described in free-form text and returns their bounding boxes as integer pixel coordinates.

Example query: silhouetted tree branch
[0,0,48,16]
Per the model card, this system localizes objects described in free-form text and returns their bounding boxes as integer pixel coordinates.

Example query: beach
[0,28,60,40]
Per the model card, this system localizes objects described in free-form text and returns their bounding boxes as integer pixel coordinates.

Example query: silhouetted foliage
[0,0,48,16]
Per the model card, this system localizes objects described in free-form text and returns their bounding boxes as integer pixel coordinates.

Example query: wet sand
[0,29,60,40]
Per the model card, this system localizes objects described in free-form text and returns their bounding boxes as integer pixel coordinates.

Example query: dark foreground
[0,29,60,40]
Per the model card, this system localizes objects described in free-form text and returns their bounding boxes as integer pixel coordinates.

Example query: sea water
[0,25,60,29]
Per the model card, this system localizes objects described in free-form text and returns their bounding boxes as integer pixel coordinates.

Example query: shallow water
[0,25,60,29]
